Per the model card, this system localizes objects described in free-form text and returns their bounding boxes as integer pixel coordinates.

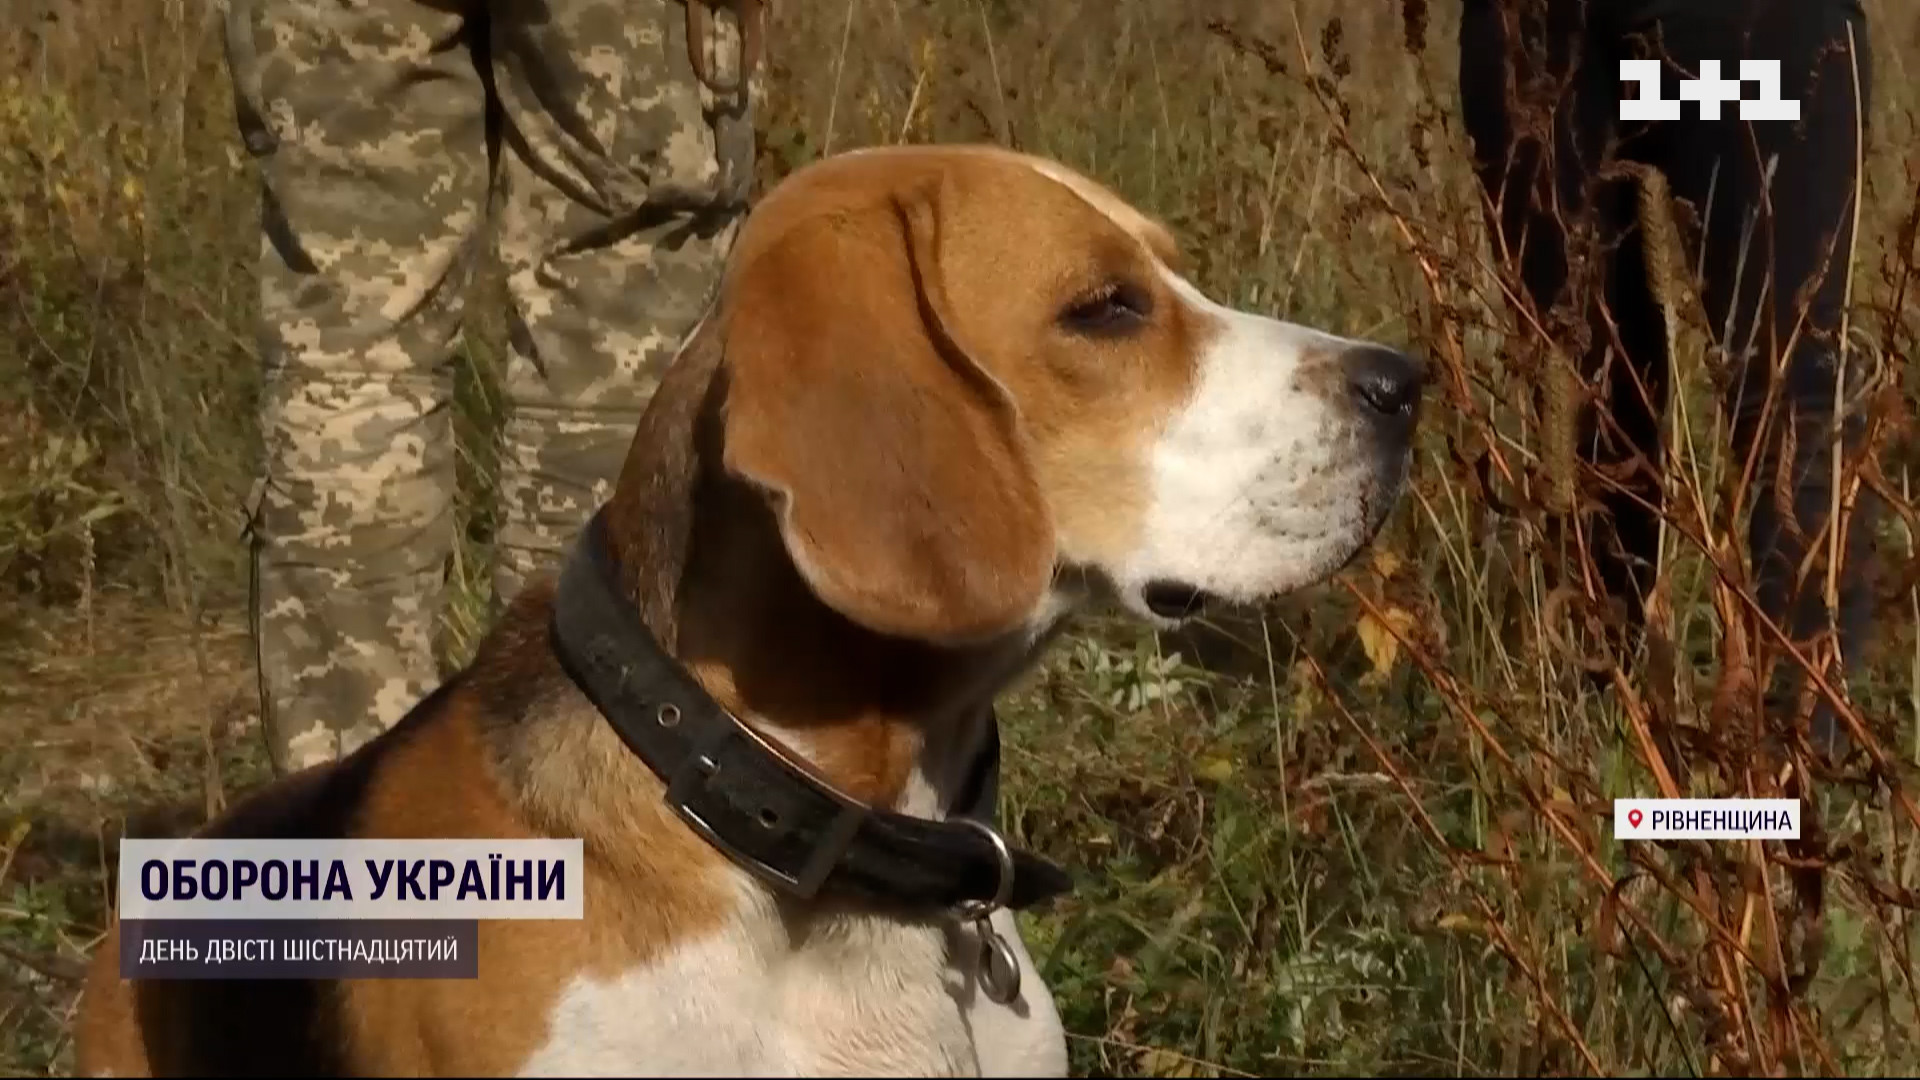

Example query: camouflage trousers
[224,0,760,773]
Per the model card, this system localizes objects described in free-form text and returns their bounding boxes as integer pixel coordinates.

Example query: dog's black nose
[1342,345,1426,423]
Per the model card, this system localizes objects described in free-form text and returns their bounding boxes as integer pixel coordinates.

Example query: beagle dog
[74,144,1425,1077]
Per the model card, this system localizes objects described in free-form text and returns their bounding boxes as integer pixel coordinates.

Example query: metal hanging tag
[974,919,1022,1005]
[952,818,1022,1006]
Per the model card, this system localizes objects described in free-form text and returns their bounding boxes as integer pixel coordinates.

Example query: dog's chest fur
[513,874,1065,1077]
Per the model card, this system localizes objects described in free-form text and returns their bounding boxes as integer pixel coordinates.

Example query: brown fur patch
[719,185,1059,645]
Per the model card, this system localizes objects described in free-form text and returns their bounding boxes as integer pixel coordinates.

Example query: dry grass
[3,0,1919,1075]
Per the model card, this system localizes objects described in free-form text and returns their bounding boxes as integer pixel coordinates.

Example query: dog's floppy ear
[718,174,1056,645]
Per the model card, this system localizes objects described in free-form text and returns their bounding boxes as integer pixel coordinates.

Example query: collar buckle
[665,718,867,901]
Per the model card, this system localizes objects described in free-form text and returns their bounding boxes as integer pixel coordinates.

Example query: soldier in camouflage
[223,0,763,773]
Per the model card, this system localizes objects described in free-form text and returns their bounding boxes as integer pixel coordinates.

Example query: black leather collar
[548,510,1074,915]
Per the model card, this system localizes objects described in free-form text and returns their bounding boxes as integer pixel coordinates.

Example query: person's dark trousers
[1457,0,1876,755]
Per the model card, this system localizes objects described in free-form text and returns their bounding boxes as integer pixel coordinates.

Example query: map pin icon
[1628,808,1643,828]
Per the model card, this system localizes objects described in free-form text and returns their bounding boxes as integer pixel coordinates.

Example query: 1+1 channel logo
[1619,59,1801,121]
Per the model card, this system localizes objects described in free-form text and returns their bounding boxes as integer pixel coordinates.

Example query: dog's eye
[1058,282,1152,336]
